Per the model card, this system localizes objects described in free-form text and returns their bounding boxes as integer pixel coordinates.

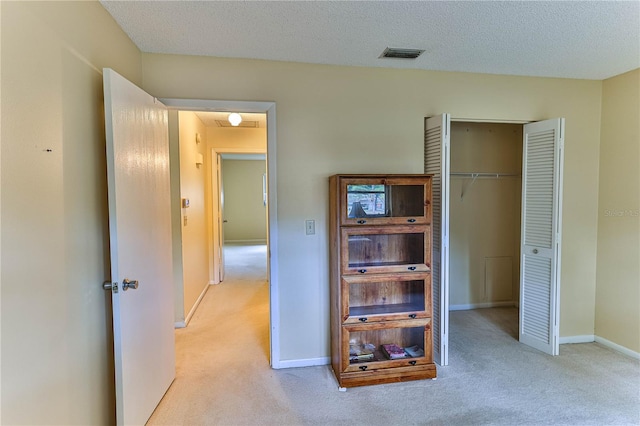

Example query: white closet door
[424,114,451,366]
[520,118,565,355]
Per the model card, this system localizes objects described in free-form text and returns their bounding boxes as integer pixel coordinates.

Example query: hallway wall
[222,159,267,243]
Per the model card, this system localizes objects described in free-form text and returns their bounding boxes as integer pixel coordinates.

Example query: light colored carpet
[148,244,640,425]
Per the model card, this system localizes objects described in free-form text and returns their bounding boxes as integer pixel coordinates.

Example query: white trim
[449,301,517,311]
[275,357,331,369]
[225,239,268,244]
[183,282,210,326]
[559,335,594,344]
[594,336,640,360]
[451,117,531,124]
[174,281,211,328]
[558,335,639,360]
[208,280,218,285]
[160,98,280,369]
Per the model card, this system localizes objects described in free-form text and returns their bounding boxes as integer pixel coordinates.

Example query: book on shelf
[349,343,375,362]
[404,345,425,358]
[381,343,406,359]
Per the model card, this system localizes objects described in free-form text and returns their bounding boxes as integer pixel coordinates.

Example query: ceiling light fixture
[228,113,242,126]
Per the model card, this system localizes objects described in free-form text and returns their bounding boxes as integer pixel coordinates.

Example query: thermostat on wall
[182,198,190,208]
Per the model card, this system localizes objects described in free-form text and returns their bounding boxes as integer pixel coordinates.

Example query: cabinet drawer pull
[407,218,416,223]
[359,365,368,371]
[408,266,417,271]
[408,314,417,319]
[358,269,367,274]
[358,317,368,322]
[409,360,417,366]
[357,219,367,224]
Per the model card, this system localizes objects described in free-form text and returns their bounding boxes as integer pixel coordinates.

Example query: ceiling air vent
[215,120,259,128]
[379,47,425,59]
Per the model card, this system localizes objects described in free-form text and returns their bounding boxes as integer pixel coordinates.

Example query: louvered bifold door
[519,118,565,356]
[424,114,450,366]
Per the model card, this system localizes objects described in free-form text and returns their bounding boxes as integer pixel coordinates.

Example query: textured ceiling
[100,1,640,80]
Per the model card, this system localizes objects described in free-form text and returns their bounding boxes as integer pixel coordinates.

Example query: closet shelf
[451,172,521,200]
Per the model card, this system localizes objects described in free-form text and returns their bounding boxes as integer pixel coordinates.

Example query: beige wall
[176,111,210,322]
[595,69,640,353]
[222,160,267,242]
[1,1,141,424]
[449,123,523,308]
[141,53,604,360]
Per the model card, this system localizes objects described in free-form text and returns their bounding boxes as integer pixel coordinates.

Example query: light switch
[305,220,315,235]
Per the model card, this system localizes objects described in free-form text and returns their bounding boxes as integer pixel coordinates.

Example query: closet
[449,122,522,311]
[425,114,565,365]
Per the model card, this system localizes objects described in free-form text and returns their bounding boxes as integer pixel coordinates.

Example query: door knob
[122,278,139,291]
[533,249,539,254]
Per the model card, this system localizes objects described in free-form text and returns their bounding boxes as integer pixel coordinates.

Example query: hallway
[148,244,273,423]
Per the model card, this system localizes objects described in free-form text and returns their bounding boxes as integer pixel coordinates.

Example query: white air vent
[380,47,425,59]
[215,120,259,128]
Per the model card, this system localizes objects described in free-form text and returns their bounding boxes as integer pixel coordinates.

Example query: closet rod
[452,172,521,200]
[450,172,521,178]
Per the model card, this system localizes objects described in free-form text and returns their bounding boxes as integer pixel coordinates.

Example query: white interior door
[103,68,175,424]
[424,114,451,366]
[519,118,565,355]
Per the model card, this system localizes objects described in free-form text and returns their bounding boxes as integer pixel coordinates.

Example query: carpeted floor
[148,244,640,425]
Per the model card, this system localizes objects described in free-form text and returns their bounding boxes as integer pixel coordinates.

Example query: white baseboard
[183,282,210,326]
[174,321,186,329]
[558,334,639,360]
[272,356,330,369]
[594,336,640,360]
[449,301,517,311]
[208,280,219,285]
[559,335,595,344]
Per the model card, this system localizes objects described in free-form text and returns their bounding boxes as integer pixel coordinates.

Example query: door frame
[161,98,281,368]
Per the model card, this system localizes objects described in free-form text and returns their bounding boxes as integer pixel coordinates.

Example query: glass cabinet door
[341,225,431,275]
[342,273,432,324]
[341,319,433,373]
[340,177,431,226]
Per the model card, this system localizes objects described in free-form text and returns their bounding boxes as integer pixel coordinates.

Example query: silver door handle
[122,278,139,291]
[533,249,538,254]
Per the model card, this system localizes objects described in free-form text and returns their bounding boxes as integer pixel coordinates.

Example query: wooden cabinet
[329,174,436,388]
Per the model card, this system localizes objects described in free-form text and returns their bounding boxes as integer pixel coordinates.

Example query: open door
[424,114,451,366]
[103,68,175,424]
[519,118,564,355]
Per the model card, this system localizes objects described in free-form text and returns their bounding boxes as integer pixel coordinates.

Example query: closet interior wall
[449,122,523,310]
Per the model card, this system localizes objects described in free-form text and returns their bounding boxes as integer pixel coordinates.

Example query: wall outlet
[305,220,315,235]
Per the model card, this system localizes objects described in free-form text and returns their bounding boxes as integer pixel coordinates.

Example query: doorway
[219,153,268,283]
[448,121,523,345]
[163,98,281,367]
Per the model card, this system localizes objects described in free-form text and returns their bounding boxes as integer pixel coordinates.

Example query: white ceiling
[100,1,640,80]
